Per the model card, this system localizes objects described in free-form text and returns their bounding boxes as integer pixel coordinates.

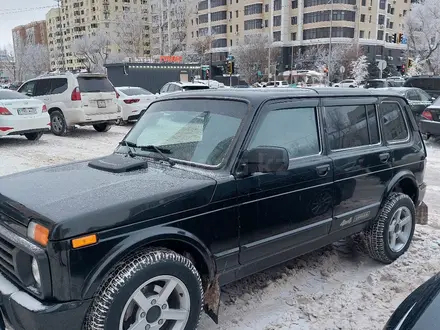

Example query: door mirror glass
[238,146,289,176]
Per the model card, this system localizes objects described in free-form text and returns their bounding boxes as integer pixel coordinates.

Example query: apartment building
[12,20,48,50]
[187,0,411,74]
[46,0,151,71]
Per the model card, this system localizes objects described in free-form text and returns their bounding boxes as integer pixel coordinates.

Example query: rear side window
[379,102,409,142]
[51,78,68,94]
[120,87,152,96]
[324,104,380,150]
[0,90,29,100]
[249,107,320,159]
[183,85,209,91]
[34,79,52,96]
[77,77,114,92]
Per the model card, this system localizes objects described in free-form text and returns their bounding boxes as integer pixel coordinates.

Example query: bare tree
[72,32,113,73]
[350,55,369,84]
[113,10,147,58]
[405,0,440,74]
[0,45,16,81]
[12,44,50,80]
[184,33,217,64]
[234,33,280,84]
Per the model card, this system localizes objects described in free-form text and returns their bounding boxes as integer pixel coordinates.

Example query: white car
[158,82,210,96]
[0,89,50,140]
[264,81,290,88]
[18,72,120,136]
[115,86,156,125]
[333,79,358,88]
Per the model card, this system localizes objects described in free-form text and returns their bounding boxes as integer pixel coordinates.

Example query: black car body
[365,79,405,89]
[0,88,428,330]
[376,87,433,123]
[384,273,440,330]
[404,76,440,99]
[419,96,440,139]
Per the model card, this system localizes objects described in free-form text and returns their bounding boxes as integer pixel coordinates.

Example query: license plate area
[97,100,106,108]
[17,108,36,115]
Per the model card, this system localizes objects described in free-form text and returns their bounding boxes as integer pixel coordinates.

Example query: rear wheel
[50,110,67,136]
[93,123,112,132]
[24,132,43,141]
[115,118,125,126]
[84,248,203,330]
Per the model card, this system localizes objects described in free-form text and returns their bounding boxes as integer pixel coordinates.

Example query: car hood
[0,155,217,240]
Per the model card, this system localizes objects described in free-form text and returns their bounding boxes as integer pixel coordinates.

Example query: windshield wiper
[139,145,175,166]
[119,140,136,158]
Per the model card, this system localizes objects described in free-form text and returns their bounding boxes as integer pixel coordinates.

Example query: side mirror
[237,146,289,177]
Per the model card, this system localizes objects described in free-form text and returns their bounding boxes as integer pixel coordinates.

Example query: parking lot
[2,127,440,330]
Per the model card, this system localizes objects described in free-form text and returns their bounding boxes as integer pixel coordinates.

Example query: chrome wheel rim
[388,206,412,253]
[51,115,63,133]
[119,275,190,330]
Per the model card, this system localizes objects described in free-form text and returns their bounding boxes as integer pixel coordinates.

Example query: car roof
[156,87,408,107]
[171,82,208,87]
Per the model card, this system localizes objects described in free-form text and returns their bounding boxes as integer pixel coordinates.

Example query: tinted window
[51,78,68,94]
[249,107,320,158]
[182,85,210,91]
[0,90,30,100]
[380,102,409,142]
[365,80,386,89]
[405,78,440,91]
[77,77,114,92]
[160,84,169,93]
[18,81,37,96]
[388,80,404,87]
[417,89,432,102]
[119,87,152,96]
[325,105,379,150]
[406,89,421,101]
[123,100,247,166]
[168,84,179,92]
[34,79,52,96]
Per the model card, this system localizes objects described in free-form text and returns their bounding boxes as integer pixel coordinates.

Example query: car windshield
[365,80,386,88]
[119,87,152,96]
[120,99,248,166]
[0,90,30,100]
[388,80,405,87]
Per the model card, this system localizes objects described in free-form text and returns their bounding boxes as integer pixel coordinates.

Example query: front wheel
[93,123,112,132]
[24,132,43,141]
[365,193,416,264]
[84,248,203,330]
[50,110,67,136]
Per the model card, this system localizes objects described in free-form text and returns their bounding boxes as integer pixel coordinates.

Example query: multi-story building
[187,0,411,76]
[12,20,48,51]
[46,0,151,71]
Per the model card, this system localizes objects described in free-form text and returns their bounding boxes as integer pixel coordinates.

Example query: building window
[199,14,208,24]
[265,20,268,27]
[211,0,226,8]
[303,10,356,23]
[291,32,297,40]
[362,0,366,5]
[360,14,365,22]
[273,31,281,41]
[292,0,298,8]
[211,11,227,21]
[244,19,263,30]
[304,0,355,7]
[244,3,263,15]
[378,14,385,25]
[291,16,297,24]
[229,25,232,32]
[211,38,227,48]
[265,4,269,12]
[198,0,208,10]
[359,30,365,38]
[274,0,281,10]
[212,24,227,34]
[236,10,239,17]
[377,30,384,40]
[303,27,355,39]
[273,15,281,26]
[379,0,386,9]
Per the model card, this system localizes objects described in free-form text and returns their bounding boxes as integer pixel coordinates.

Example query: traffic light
[408,58,413,68]
[227,61,234,75]
[401,64,406,74]
[392,33,397,43]
[398,33,403,43]
[206,69,210,79]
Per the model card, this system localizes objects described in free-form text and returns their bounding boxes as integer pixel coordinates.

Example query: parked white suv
[18,72,120,136]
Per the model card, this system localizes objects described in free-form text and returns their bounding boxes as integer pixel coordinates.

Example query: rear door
[76,75,118,115]
[323,97,393,232]
[33,79,52,104]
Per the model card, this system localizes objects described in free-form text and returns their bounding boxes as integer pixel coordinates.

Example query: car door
[323,97,393,231]
[17,80,37,97]
[33,79,52,104]
[236,99,334,265]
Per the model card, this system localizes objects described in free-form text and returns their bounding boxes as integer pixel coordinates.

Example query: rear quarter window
[77,77,114,93]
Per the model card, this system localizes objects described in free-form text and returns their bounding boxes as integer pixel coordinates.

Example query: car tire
[84,248,203,330]
[365,193,416,264]
[50,110,67,136]
[24,132,43,141]
[115,118,125,126]
[93,123,112,132]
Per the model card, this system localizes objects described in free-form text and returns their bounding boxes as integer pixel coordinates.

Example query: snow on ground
[2,127,440,330]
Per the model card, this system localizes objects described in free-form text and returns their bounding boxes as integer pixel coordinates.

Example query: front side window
[325,104,380,150]
[18,81,37,96]
[249,107,320,159]
[121,99,247,166]
[379,102,409,142]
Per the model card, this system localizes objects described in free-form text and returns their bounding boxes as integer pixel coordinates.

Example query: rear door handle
[316,164,330,177]
[379,153,390,163]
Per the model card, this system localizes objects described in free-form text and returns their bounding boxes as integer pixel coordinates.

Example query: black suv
[404,76,440,99]
[0,88,428,330]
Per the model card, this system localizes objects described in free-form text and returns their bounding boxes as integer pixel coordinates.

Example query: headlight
[31,258,41,287]
[27,221,49,247]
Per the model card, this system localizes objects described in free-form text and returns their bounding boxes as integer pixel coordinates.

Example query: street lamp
[327,0,334,85]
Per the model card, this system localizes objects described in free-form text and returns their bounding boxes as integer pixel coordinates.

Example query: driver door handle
[316,164,330,177]
[379,153,390,163]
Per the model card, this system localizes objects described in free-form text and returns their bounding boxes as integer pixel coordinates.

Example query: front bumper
[0,272,91,330]
[420,119,440,136]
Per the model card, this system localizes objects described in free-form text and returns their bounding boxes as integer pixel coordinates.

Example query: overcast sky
[0,0,57,49]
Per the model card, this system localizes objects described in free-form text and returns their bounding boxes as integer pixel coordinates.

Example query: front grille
[0,237,15,275]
